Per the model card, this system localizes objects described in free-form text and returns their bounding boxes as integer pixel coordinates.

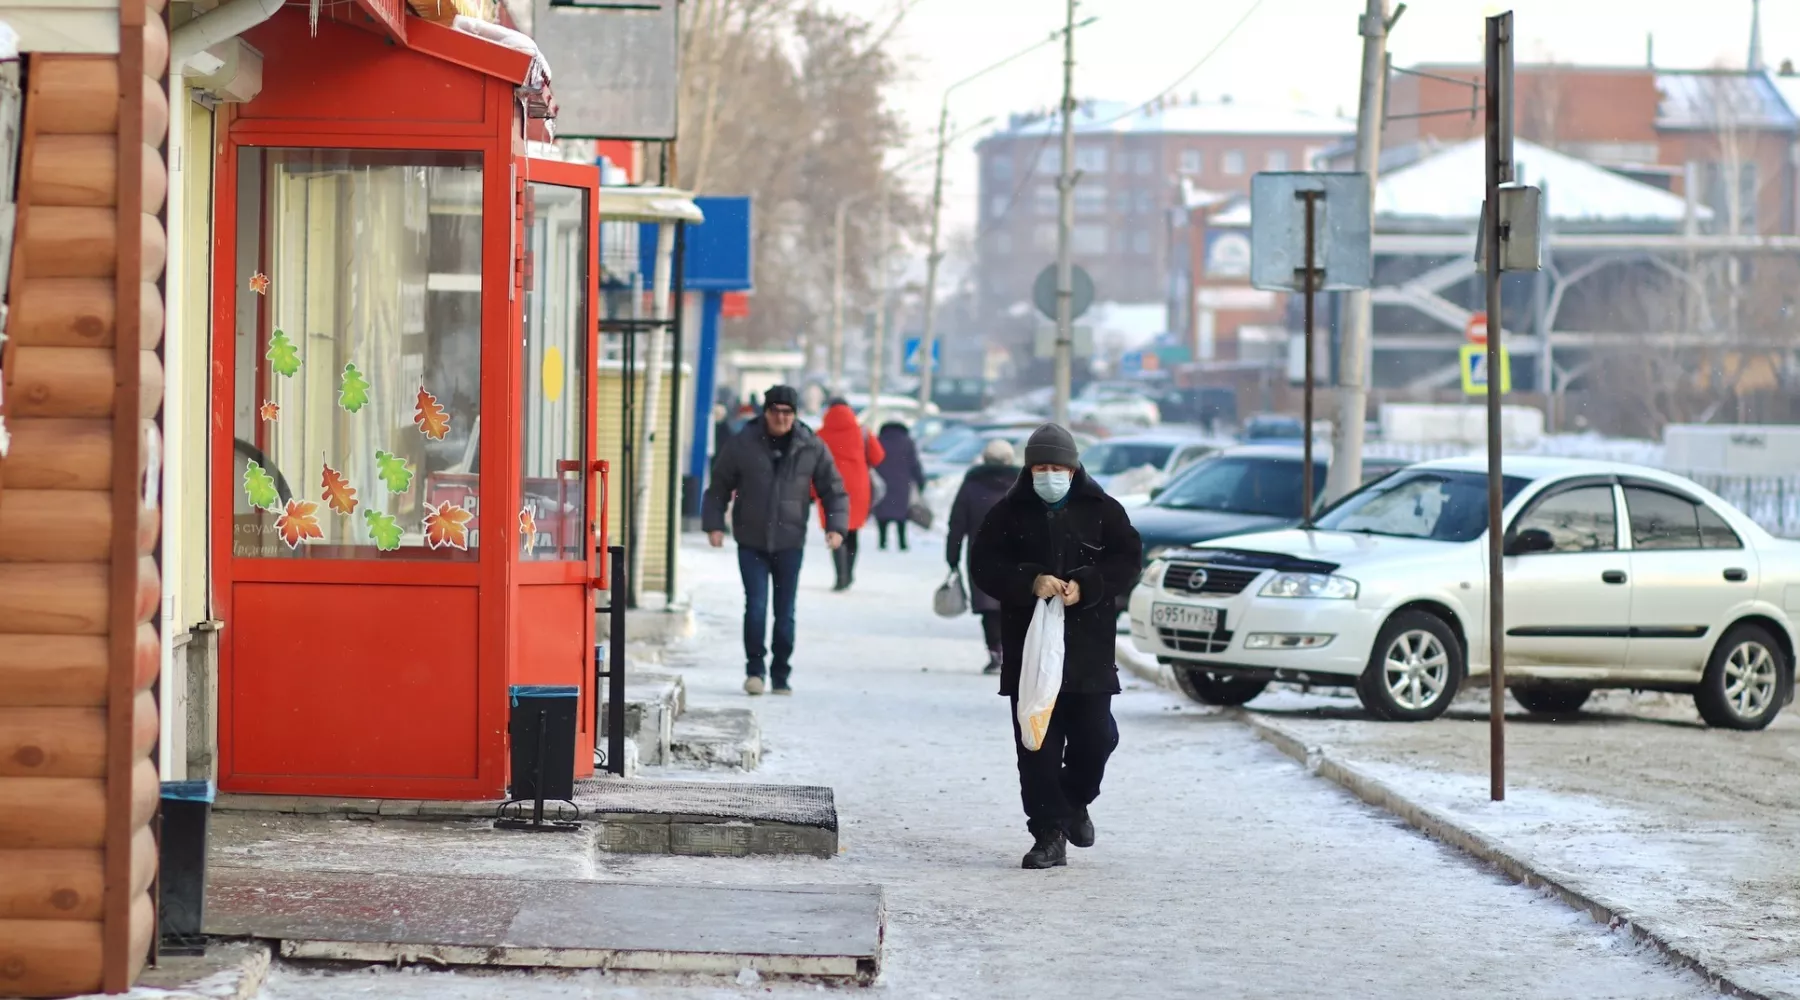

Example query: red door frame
[209,45,530,797]
[513,155,602,776]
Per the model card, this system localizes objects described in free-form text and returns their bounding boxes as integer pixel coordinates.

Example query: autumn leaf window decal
[267,329,301,378]
[338,362,371,413]
[374,450,414,494]
[259,401,279,422]
[275,499,324,550]
[244,460,280,511]
[321,463,358,516]
[519,507,537,554]
[414,386,451,441]
[363,509,403,552]
[424,501,474,551]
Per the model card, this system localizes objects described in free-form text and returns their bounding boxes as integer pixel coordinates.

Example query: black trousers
[1008,692,1118,837]
[832,529,860,587]
[979,610,1002,659]
[877,518,909,550]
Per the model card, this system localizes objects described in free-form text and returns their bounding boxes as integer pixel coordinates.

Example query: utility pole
[830,198,849,395]
[1484,9,1513,804]
[1324,0,1393,503]
[1052,0,1079,426]
[868,179,892,429]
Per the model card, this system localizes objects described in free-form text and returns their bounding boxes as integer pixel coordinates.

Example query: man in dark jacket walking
[971,423,1142,869]
[946,438,1020,674]
[703,385,849,695]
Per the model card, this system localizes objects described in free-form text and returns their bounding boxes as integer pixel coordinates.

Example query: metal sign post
[1297,189,1323,525]
[1484,10,1513,803]
[1248,171,1373,524]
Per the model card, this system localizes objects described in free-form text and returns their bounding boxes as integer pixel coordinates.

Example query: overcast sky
[829,0,1794,232]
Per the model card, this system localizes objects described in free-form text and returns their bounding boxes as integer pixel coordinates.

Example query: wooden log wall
[0,0,169,993]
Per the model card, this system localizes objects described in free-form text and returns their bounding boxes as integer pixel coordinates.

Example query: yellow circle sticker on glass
[542,346,565,403]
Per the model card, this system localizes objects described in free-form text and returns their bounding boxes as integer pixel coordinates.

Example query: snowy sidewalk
[1121,641,1800,1000]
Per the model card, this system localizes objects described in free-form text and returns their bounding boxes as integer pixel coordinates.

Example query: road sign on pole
[1459,342,1511,394]
[902,337,939,375]
[1465,312,1488,344]
[1035,264,1093,323]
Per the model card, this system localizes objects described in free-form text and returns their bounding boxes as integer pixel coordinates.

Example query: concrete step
[668,707,761,771]
[582,778,837,858]
[205,867,881,982]
[599,666,684,766]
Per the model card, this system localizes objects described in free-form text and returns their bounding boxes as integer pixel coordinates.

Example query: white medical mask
[1033,469,1072,504]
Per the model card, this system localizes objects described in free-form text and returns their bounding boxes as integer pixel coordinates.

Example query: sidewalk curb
[1116,638,1776,1000]
[82,940,272,1000]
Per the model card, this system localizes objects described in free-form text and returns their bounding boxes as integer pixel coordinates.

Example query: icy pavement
[262,534,1720,999]
[1222,688,1800,999]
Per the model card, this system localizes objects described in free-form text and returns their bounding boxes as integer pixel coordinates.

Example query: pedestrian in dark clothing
[703,384,850,696]
[970,423,1142,870]
[873,421,924,550]
[946,438,1020,674]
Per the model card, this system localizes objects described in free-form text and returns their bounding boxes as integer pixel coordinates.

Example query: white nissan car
[1128,456,1800,728]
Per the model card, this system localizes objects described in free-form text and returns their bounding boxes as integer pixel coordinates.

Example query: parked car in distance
[1242,414,1305,442]
[922,427,1097,488]
[1127,446,1409,563]
[1070,381,1161,429]
[1082,432,1233,495]
[1130,456,1799,729]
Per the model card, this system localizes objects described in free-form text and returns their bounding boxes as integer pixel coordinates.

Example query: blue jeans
[739,546,804,683]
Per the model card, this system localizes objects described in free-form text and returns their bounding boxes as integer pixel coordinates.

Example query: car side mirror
[1507,527,1555,556]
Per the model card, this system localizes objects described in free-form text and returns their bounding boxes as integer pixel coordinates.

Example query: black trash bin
[158,779,214,954]
[497,685,580,831]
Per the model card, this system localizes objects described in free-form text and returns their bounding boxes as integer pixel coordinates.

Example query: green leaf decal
[363,509,403,551]
[338,362,371,413]
[243,459,279,510]
[266,329,301,378]
[374,450,414,494]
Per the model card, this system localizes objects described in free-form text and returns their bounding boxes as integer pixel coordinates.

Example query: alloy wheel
[1724,641,1779,719]
[1383,630,1450,711]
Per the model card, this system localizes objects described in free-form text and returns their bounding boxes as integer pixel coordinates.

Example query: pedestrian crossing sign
[1460,343,1512,395]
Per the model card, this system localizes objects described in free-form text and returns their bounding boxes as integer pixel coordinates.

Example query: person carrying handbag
[945,439,1020,674]
[970,423,1141,870]
[873,421,925,551]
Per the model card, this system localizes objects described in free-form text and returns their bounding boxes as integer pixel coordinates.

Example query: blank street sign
[1248,172,1373,293]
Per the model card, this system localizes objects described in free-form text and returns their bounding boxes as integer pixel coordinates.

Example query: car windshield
[1315,470,1532,542]
[1245,417,1303,440]
[1084,441,1176,476]
[1153,455,1321,517]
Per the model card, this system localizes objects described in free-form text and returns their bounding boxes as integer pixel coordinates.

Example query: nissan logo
[1184,568,1210,592]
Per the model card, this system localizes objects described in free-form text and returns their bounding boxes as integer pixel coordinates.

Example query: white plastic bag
[1016,597,1065,751]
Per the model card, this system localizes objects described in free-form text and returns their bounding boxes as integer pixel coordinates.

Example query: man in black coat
[703,384,849,696]
[971,423,1142,869]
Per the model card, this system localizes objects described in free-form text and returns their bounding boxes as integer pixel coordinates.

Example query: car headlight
[1258,572,1358,600]
[1140,560,1167,588]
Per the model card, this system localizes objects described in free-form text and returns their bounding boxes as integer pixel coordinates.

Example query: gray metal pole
[831,198,849,395]
[1484,10,1512,804]
[918,104,949,415]
[868,182,892,429]
[1052,0,1078,426]
[1533,180,1553,431]
[1324,0,1391,503]
[1300,190,1322,526]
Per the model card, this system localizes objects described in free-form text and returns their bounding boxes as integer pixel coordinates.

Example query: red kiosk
[209,8,603,799]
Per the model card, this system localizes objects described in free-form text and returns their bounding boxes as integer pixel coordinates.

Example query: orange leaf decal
[274,499,323,550]
[321,463,358,516]
[249,272,271,295]
[519,507,537,553]
[414,387,452,441]
[423,500,473,551]
[259,400,279,421]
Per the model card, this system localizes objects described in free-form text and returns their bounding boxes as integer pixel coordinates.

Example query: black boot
[831,546,850,592]
[1021,829,1067,869]
[1066,806,1095,849]
[983,650,1001,675]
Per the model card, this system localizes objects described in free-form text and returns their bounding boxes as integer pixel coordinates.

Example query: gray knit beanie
[1022,423,1080,469]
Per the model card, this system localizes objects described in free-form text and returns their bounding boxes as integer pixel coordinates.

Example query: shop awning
[597,186,704,225]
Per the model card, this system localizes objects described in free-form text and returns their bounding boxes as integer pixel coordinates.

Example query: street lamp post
[915,20,1094,417]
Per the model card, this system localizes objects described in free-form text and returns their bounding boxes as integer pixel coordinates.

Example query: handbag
[869,467,888,510]
[934,570,969,618]
[907,483,933,530]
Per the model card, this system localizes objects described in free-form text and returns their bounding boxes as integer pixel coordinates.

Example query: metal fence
[1355,440,1800,538]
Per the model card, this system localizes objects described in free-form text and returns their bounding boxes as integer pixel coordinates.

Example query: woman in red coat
[815,400,886,591]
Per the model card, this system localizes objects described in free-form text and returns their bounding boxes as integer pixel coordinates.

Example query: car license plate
[1152,603,1221,632]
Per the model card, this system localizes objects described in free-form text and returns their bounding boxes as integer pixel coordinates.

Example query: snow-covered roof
[1207,138,1705,231]
[1657,71,1795,130]
[993,99,1353,140]
[1768,75,1800,126]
